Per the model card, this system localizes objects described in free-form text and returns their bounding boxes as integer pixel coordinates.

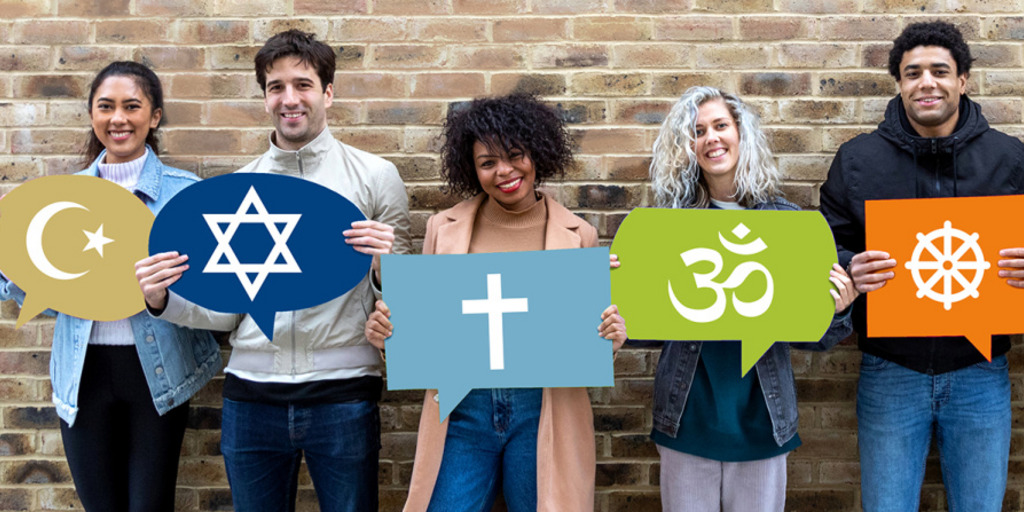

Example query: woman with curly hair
[365,94,626,512]
[637,86,858,511]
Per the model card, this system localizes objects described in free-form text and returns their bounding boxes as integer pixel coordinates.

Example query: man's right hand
[135,252,189,312]
[848,250,897,293]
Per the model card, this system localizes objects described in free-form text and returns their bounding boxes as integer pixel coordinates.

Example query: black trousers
[60,345,189,512]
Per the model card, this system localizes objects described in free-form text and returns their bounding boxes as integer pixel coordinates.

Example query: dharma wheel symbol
[904,221,990,311]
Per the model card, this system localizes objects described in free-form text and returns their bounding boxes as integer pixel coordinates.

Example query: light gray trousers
[657,445,788,512]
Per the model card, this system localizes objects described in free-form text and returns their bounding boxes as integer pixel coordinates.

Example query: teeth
[498,178,521,190]
[707,148,726,158]
[110,131,130,138]
[283,113,303,118]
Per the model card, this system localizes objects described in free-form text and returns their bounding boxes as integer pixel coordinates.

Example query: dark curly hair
[254,29,335,93]
[888,21,974,80]
[440,94,572,198]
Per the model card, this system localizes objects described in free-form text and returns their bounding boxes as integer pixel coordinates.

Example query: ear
[323,82,334,109]
[958,72,968,94]
[150,107,162,129]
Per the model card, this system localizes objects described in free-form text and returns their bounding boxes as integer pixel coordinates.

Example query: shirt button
[145,335,155,343]
[167,398,175,407]
[688,344,698,352]
[155,367,164,375]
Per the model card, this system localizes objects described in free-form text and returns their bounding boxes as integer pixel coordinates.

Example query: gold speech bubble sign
[0,175,154,327]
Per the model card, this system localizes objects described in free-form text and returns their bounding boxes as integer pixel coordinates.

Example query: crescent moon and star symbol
[25,201,115,281]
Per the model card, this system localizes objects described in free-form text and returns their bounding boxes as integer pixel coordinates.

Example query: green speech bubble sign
[610,208,837,375]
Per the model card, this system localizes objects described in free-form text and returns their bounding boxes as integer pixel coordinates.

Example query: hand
[365,300,392,350]
[998,248,1024,288]
[135,252,189,311]
[344,220,395,282]
[609,253,620,269]
[848,250,896,293]
[829,263,859,313]
[599,305,627,354]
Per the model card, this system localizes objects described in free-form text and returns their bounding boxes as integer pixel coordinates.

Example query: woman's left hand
[610,253,620,269]
[599,304,627,353]
[830,263,859,314]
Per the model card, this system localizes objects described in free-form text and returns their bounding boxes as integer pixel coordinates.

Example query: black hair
[84,61,164,164]
[440,94,572,198]
[254,29,336,93]
[889,21,974,80]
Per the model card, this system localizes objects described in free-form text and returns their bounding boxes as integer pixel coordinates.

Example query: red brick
[778,0,858,13]
[371,45,444,69]
[138,0,210,15]
[822,127,872,152]
[57,0,129,15]
[905,15,982,40]
[0,0,51,16]
[296,0,366,14]
[252,18,330,42]
[572,73,650,97]
[972,43,1023,67]
[410,18,487,41]
[611,100,672,125]
[56,46,133,71]
[452,0,526,13]
[405,184,460,210]
[365,101,444,125]
[739,16,816,40]
[765,127,821,154]
[534,0,604,13]
[740,72,812,96]
[491,73,567,96]
[607,156,653,180]
[574,16,654,41]
[333,128,403,153]
[448,46,527,70]
[573,128,647,153]
[11,129,81,154]
[12,20,89,44]
[0,324,40,348]
[781,182,818,208]
[0,47,52,71]
[135,46,205,71]
[96,20,171,43]
[697,46,771,69]
[532,44,609,68]
[330,17,408,41]
[652,72,735,96]
[374,0,447,13]
[778,43,858,68]
[611,44,691,68]
[817,72,895,97]
[654,16,734,41]
[494,18,569,42]
[176,20,249,44]
[0,351,49,376]
[612,0,692,13]
[389,156,440,182]
[168,73,253,99]
[862,0,944,11]
[547,100,607,125]
[334,73,406,98]
[410,73,484,98]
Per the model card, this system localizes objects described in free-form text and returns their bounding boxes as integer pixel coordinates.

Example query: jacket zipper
[293,153,303,376]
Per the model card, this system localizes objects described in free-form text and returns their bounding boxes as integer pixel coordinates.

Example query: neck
[909,111,959,138]
[706,177,736,203]
[273,125,327,151]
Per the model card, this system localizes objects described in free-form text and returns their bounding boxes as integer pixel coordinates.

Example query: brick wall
[2,2,1024,511]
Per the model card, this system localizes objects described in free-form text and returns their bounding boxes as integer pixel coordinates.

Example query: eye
[126,104,140,110]
[905,71,919,79]
[934,70,948,76]
[509,151,524,160]
[715,122,728,130]
[695,127,706,137]
[268,84,281,92]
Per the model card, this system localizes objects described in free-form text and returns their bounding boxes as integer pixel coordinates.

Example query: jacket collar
[264,127,336,176]
[83,145,163,202]
[433,192,585,254]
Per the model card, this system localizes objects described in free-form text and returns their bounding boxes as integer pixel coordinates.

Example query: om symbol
[668,222,774,323]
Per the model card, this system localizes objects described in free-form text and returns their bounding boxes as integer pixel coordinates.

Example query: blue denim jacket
[0,149,222,426]
[637,198,853,446]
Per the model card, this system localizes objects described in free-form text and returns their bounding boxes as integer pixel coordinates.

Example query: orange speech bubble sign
[865,195,1024,360]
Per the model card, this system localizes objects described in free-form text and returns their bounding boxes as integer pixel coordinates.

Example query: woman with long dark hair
[0,61,220,512]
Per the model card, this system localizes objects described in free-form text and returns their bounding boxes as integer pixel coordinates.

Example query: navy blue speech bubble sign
[149,173,371,339]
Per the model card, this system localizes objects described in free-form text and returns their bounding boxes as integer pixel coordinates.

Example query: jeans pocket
[974,354,1009,372]
[860,353,892,372]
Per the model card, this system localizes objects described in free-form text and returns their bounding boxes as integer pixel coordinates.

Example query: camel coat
[403,193,598,512]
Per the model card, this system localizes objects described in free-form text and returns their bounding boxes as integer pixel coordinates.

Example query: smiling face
[473,140,538,212]
[898,45,967,138]
[263,56,333,151]
[693,99,740,201]
[90,75,161,164]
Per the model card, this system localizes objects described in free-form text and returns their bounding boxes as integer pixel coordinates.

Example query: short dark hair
[440,94,572,198]
[84,61,164,164]
[254,29,335,93]
[888,21,974,80]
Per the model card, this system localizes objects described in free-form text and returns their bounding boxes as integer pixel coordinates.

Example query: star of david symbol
[203,186,301,300]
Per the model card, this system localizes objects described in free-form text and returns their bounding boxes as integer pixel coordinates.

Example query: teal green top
[651,341,801,461]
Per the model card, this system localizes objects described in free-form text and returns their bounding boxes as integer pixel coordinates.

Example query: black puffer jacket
[820,94,1024,374]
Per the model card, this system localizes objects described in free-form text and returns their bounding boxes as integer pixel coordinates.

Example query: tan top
[468,195,547,254]
[403,192,599,512]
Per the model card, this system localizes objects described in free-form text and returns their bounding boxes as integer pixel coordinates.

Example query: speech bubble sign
[610,208,838,375]
[0,175,154,326]
[148,173,371,339]
[383,247,613,421]
[866,195,1024,360]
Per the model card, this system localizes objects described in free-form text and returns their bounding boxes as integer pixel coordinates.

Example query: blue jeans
[857,353,1010,512]
[220,398,380,512]
[427,388,543,512]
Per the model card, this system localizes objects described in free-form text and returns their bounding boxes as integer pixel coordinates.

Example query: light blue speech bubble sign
[610,208,838,375]
[383,247,613,421]
[148,173,371,339]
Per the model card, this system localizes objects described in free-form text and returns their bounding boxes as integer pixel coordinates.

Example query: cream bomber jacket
[157,128,411,380]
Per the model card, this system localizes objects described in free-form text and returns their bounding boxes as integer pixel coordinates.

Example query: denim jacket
[0,148,222,426]
[639,198,853,446]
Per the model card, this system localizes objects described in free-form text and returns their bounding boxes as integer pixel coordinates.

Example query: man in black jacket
[820,21,1024,511]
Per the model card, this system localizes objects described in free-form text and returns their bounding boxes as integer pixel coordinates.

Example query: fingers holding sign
[998,247,1024,288]
[849,250,896,293]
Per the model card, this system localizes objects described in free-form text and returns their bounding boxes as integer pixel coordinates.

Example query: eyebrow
[697,117,730,125]
[903,62,953,72]
[95,97,141,103]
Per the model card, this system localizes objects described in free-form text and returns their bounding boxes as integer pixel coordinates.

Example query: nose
[920,71,936,88]
[282,85,299,105]
[496,158,514,175]
[111,107,127,124]
[706,129,720,144]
